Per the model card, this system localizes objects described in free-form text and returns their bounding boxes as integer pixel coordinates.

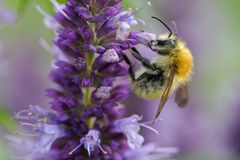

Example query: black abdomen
[132,68,165,99]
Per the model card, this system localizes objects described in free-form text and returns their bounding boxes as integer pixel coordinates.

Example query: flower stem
[86,117,96,129]
[83,52,94,106]
[84,87,91,106]
[86,52,94,76]
[83,22,97,107]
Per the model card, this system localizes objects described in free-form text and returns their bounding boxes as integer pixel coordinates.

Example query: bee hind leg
[122,54,136,81]
[130,47,156,70]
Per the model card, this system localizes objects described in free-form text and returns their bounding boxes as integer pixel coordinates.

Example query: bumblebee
[123,17,193,120]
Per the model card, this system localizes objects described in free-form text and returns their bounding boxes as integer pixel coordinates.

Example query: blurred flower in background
[0,2,16,29]
[0,1,16,78]
[228,102,240,156]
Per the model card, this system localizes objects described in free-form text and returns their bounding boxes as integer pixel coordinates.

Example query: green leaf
[0,106,17,132]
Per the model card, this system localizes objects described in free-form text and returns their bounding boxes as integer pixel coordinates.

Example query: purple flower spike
[95,86,112,99]
[129,31,157,46]
[113,115,159,149]
[69,129,107,156]
[10,0,177,159]
[50,0,69,19]
[114,10,138,41]
[8,105,64,159]
[102,49,120,63]
[14,105,58,123]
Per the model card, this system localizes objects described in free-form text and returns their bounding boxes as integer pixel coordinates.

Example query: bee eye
[157,40,175,46]
[169,40,176,45]
[157,40,165,46]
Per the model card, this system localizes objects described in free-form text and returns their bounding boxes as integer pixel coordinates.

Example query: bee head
[150,35,177,55]
[150,17,178,56]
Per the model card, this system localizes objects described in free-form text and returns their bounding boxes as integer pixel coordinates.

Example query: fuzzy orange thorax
[173,46,193,84]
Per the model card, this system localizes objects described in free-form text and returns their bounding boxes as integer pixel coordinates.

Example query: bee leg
[148,42,154,51]
[157,50,170,55]
[130,47,156,70]
[122,54,136,81]
[148,42,170,55]
[136,72,149,81]
[148,41,159,52]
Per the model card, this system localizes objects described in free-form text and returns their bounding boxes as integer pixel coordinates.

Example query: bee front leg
[148,42,155,51]
[130,47,156,70]
[122,54,136,81]
[148,41,170,55]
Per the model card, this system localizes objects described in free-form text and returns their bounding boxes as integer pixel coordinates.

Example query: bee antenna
[152,16,172,38]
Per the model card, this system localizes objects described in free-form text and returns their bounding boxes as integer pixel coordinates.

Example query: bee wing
[154,65,176,120]
[174,84,189,107]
